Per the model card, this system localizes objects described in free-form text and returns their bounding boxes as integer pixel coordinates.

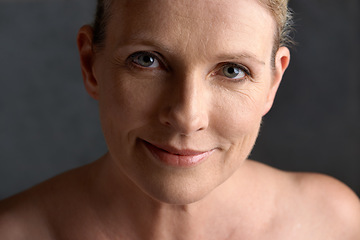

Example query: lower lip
[143,141,214,167]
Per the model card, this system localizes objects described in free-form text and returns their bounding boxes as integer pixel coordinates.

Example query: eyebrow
[215,53,266,66]
[121,36,173,53]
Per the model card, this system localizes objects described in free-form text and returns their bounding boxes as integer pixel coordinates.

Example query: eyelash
[128,51,166,70]
[127,51,252,81]
[217,63,252,81]
[230,64,250,76]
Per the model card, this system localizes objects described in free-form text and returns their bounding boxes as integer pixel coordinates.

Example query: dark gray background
[0,0,359,200]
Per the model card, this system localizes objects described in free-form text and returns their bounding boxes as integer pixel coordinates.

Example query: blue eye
[222,65,247,79]
[131,52,160,68]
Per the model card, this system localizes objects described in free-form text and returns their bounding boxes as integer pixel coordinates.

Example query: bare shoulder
[276,168,360,239]
[0,164,94,240]
[0,197,25,240]
[0,191,51,240]
[244,161,360,239]
[291,172,360,236]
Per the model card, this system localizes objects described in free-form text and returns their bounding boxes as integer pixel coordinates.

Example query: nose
[159,73,209,136]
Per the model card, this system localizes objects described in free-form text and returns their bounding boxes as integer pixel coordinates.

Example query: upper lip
[143,140,213,156]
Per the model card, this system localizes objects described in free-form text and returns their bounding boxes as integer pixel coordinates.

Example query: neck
[87,153,250,240]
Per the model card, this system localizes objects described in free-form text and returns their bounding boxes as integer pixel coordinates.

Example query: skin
[0,0,359,239]
[92,0,282,206]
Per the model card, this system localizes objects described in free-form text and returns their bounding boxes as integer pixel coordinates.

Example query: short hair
[92,0,112,48]
[258,0,295,48]
[92,0,294,50]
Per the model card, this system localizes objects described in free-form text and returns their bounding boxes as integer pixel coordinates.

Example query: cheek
[98,75,163,144]
[210,92,263,170]
[216,105,262,160]
[211,86,265,141]
[210,85,266,169]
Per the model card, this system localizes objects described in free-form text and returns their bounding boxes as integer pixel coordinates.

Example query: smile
[142,141,215,167]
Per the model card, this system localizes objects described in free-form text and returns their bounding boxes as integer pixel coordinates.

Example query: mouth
[142,140,215,168]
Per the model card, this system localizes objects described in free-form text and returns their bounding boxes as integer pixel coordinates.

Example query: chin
[131,169,227,206]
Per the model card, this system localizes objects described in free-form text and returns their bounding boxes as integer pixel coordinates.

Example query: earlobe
[262,47,290,116]
[77,25,99,100]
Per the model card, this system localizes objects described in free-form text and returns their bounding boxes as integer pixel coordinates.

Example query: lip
[142,141,215,167]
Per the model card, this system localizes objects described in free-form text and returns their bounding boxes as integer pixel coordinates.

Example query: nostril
[197,126,205,132]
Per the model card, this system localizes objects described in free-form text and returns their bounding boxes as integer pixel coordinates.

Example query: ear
[77,25,99,100]
[262,47,290,116]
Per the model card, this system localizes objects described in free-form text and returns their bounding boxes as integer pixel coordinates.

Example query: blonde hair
[92,0,294,50]
[258,0,294,48]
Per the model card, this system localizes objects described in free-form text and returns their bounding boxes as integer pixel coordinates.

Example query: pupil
[223,66,241,79]
[143,56,152,63]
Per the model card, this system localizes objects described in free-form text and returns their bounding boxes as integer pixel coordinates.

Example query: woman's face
[81,0,289,204]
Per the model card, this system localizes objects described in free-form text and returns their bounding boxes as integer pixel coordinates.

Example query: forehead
[106,0,275,62]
